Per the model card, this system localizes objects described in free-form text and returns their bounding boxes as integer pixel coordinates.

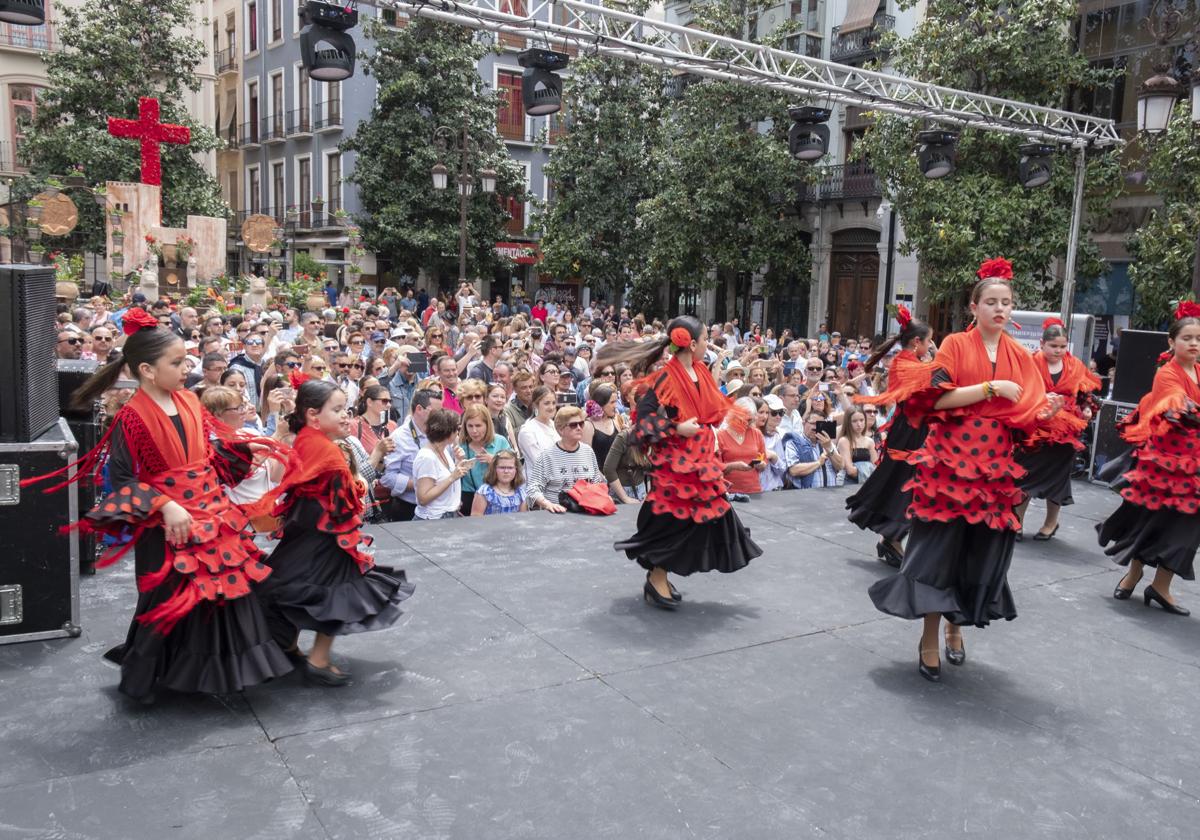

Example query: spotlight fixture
[517,48,570,117]
[787,105,832,161]
[916,129,958,179]
[1018,143,1056,189]
[300,0,359,82]
[0,0,45,25]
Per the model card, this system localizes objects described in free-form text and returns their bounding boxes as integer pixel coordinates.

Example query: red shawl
[1036,351,1102,400]
[927,329,1047,431]
[247,425,358,518]
[1122,359,1200,446]
[857,349,935,407]
[125,388,207,465]
[638,354,733,427]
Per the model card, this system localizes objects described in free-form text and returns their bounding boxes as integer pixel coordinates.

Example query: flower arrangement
[144,233,163,259]
[175,234,197,263]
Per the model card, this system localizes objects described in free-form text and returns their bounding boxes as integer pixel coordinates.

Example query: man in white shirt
[760,394,789,492]
[777,384,804,436]
[380,389,443,521]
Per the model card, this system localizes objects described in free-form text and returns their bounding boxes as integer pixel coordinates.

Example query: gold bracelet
[983,381,995,399]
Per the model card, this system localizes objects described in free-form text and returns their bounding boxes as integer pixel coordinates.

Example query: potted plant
[111,228,124,245]
[93,184,108,208]
[332,208,349,226]
[24,219,41,242]
[65,166,86,188]
[286,204,299,224]
[145,233,164,263]
[347,225,362,246]
[311,194,324,213]
[347,263,363,279]
[270,239,284,257]
[111,252,124,271]
[29,244,46,262]
[26,198,43,222]
[175,235,196,264]
[42,177,63,198]
[108,207,123,228]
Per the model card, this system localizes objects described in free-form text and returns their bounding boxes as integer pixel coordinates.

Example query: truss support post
[1059,143,1088,340]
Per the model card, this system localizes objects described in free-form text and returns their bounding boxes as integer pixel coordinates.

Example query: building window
[9,84,41,169]
[272,162,284,218]
[497,70,524,140]
[248,167,261,213]
[227,171,238,212]
[225,13,235,50]
[504,164,529,236]
[247,2,258,52]
[326,80,341,123]
[297,66,310,129]
[248,81,259,143]
[326,152,342,211]
[271,73,284,135]
[271,0,282,42]
[298,157,311,224]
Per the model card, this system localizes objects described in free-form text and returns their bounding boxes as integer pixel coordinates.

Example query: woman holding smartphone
[717,396,768,497]
[413,409,474,520]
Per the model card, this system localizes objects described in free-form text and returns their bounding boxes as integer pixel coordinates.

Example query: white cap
[764,394,785,411]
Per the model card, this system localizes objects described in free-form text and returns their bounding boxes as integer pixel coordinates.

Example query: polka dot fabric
[276,471,376,574]
[904,416,1025,531]
[643,423,731,525]
[1119,408,1200,515]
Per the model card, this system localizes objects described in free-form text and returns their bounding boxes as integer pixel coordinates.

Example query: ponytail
[71,354,126,410]
[864,318,932,372]
[71,324,182,410]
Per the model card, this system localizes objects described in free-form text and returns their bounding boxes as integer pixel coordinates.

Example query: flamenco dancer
[24,310,293,703]
[845,305,936,568]
[1099,302,1200,616]
[1014,318,1101,541]
[868,258,1055,681]
[599,316,761,609]
[253,380,415,685]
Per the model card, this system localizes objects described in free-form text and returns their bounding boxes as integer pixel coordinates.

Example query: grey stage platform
[1,483,1198,839]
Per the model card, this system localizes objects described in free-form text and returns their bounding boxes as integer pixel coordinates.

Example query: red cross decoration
[106,97,190,187]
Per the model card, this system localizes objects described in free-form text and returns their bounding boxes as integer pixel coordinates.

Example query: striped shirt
[527,443,602,505]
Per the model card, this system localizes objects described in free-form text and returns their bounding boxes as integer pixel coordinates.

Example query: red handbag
[563,479,616,516]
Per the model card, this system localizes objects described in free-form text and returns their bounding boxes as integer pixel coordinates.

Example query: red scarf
[638,354,733,427]
[247,425,357,518]
[1122,358,1200,445]
[932,329,1047,431]
[1036,351,1101,399]
[857,349,935,407]
[124,388,207,466]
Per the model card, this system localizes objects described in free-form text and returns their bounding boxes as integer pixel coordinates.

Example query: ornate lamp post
[430,124,497,285]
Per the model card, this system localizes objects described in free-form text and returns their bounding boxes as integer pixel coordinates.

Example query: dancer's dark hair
[595,315,703,378]
[864,318,932,373]
[287,380,341,433]
[71,324,181,410]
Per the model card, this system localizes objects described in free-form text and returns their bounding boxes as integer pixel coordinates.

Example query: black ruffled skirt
[615,504,761,576]
[868,517,1018,627]
[847,413,925,541]
[1097,500,1200,581]
[259,509,415,647]
[104,530,293,701]
[1015,443,1076,506]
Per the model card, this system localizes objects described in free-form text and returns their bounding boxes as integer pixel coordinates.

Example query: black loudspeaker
[0,264,59,442]
[57,358,101,419]
[0,419,81,644]
[1089,400,1136,483]
[1112,330,1169,404]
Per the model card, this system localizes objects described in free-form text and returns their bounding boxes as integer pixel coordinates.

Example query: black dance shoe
[1032,523,1060,541]
[944,634,966,666]
[643,581,679,610]
[918,645,941,682]
[876,540,902,569]
[1014,531,1024,542]
[647,572,682,602]
[305,661,352,687]
[283,646,308,667]
[1144,585,1190,616]
[1113,583,1135,600]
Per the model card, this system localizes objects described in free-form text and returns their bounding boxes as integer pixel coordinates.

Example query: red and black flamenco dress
[254,426,414,648]
[869,329,1048,627]
[846,349,938,542]
[24,389,294,701]
[1098,359,1200,580]
[614,356,761,575]
[1016,351,1100,507]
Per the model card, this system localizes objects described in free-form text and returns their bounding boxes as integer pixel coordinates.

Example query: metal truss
[377,0,1122,148]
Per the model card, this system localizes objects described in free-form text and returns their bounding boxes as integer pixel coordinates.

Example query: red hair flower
[1158,349,1175,367]
[122,307,159,336]
[976,257,1014,281]
[1042,317,1065,330]
[289,370,310,390]
[669,326,693,348]
[1174,300,1200,321]
[896,304,912,330]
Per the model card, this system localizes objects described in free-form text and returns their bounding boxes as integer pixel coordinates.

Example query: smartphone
[292,343,309,355]
[459,458,477,471]
[816,420,838,439]
[556,392,578,406]
[818,382,829,392]
[748,458,763,467]
[406,351,429,374]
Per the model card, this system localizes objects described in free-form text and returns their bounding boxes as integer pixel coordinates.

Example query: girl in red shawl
[1014,318,1101,540]
[254,380,414,686]
[1100,305,1200,616]
[25,311,293,703]
[868,259,1056,682]
[599,316,761,610]
[846,306,937,567]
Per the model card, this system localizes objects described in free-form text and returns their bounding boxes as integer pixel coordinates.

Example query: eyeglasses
[810,395,826,402]
[350,362,365,370]
[863,409,878,415]
[93,334,113,342]
[370,397,392,404]
[350,339,365,345]
[310,364,328,372]
[806,366,822,372]
[598,370,615,377]
[544,368,559,375]
[565,420,585,429]
[237,327,250,334]
[245,338,264,346]
[285,361,303,369]
[770,409,785,417]
[323,344,339,351]
[462,393,485,401]
[58,336,81,345]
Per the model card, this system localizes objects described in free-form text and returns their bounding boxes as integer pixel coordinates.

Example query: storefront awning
[838,0,880,34]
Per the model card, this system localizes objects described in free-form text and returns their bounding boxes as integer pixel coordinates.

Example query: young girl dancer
[255,380,415,686]
[599,316,761,610]
[1100,302,1200,615]
[1014,318,1101,540]
[25,310,292,703]
[868,259,1054,681]
[845,307,936,567]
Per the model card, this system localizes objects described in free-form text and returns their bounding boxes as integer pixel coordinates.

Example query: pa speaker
[0,264,59,442]
[1112,330,1169,405]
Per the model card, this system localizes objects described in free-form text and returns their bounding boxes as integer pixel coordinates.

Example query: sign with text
[1006,311,1094,361]
[495,242,541,265]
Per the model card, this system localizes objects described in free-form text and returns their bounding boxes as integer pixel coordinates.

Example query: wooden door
[829,251,879,339]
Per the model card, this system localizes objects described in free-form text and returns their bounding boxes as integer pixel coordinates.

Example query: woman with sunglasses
[525,406,604,513]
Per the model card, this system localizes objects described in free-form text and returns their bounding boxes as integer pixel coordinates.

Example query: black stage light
[787,105,833,161]
[0,0,45,25]
[917,129,958,179]
[1018,142,1056,189]
[518,48,570,116]
[300,1,358,82]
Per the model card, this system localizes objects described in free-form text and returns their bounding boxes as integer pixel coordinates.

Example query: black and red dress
[614,356,761,575]
[1098,359,1200,579]
[25,388,293,701]
[846,349,937,542]
[1016,351,1100,507]
[256,426,414,646]
[868,330,1047,627]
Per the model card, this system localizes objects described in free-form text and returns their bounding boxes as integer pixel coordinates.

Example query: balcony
[262,115,287,144]
[784,32,824,60]
[831,13,895,65]
[0,20,60,52]
[0,139,27,175]
[287,108,313,137]
[215,45,237,74]
[312,102,343,132]
[798,162,881,203]
[240,121,261,147]
[218,122,239,150]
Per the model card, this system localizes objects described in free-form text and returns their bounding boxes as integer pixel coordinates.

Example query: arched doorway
[828,228,880,339]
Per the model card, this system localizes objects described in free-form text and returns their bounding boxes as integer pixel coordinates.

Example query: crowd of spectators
[56,283,924,521]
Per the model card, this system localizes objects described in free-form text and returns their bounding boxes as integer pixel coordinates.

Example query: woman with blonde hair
[459,403,512,514]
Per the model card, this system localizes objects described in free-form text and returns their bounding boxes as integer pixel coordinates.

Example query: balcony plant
[26,198,44,221]
[111,228,124,244]
[108,207,123,228]
[25,219,42,243]
[93,184,109,207]
[42,177,63,198]
[286,204,299,223]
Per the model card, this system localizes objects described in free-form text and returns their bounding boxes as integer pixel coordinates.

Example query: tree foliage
[857,0,1122,319]
[344,19,527,283]
[21,0,225,252]
[1127,101,1200,328]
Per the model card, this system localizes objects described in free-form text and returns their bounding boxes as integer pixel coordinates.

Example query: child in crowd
[471,450,528,515]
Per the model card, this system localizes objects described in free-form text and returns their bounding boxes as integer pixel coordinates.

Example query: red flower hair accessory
[289,370,311,390]
[896,304,912,330]
[122,307,159,336]
[1158,349,1175,367]
[1174,300,1200,321]
[669,327,693,349]
[976,257,1014,281]
[1042,317,1065,330]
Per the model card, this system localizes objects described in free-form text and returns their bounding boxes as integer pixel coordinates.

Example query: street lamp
[1135,0,1187,135]
[431,124,498,285]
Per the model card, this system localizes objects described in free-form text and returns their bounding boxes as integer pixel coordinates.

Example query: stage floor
[1,482,1198,839]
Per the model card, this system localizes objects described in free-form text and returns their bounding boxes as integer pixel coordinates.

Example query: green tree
[857,0,1122,321]
[637,0,811,320]
[1127,101,1200,328]
[21,0,225,252]
[535,4,667,310]
[344,19,526,283]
